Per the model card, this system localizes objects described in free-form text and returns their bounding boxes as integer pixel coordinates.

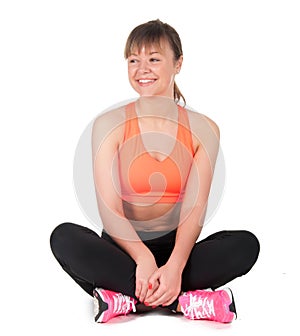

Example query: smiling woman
[50,19,260,325]
[127,43,182,99]
[125,19,185,103]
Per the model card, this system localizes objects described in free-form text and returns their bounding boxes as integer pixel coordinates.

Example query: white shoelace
[182,293,215,320]
[113,293,136,314]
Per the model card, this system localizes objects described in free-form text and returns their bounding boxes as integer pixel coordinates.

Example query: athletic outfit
[119,102,194,204]
[50,102,260,322]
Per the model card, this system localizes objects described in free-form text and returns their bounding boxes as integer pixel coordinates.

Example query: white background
[1,0,299,335]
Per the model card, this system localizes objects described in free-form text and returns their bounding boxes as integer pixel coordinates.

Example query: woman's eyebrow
[128,50,162,57]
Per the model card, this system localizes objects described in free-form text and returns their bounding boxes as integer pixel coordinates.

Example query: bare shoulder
[186,107,220,140]
[92,104,127,154]
[93,104,126,134]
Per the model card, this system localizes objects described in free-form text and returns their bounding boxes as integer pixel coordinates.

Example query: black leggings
[50,222,260,311]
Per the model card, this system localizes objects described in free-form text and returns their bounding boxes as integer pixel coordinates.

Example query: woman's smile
[137,78,157,86]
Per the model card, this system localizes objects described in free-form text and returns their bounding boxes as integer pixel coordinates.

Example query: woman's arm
[92,110,158,301]
[145,114,220,306]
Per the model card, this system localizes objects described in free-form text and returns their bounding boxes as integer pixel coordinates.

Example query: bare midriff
[122,200,181,232]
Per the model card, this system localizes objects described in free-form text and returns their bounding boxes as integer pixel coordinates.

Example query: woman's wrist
[134,246,155,265]
[166,254,186,273]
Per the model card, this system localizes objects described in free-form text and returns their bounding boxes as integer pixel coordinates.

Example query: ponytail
[174,82,186,106]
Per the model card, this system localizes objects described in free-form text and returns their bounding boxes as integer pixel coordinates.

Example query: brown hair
[124,19,186,105]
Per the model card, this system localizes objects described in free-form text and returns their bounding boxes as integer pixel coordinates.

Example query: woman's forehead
[129,40,170,55]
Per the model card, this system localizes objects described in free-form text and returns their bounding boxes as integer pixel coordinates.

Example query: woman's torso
[116,100,200,232]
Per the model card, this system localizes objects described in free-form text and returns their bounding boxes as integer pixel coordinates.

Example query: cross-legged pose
[50,19,260,324]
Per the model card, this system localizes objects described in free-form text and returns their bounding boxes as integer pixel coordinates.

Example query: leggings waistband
[102,229,177,245]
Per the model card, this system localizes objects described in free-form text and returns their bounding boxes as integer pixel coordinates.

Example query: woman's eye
[150,58,160,62]
[129,59,138,64]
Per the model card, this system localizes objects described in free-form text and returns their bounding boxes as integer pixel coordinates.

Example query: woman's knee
[237,230,260,270]
[50,222,76,256]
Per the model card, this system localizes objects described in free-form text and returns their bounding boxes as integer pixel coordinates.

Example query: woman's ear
[175,55,183,74]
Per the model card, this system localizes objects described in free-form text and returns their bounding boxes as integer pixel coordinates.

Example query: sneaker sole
[93,289,108,323]
[223,288,237,321]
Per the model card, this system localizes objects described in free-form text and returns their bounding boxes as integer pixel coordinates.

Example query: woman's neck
[136,96,177,119]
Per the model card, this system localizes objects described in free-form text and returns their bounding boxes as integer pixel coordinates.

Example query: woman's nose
[138,60,151,73]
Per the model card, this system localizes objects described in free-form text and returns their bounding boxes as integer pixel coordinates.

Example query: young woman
[50,19,260,324]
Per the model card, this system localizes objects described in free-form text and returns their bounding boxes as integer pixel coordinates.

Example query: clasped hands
[135,257,182,308]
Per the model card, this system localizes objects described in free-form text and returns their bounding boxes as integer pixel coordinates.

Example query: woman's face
[127,40,182,98]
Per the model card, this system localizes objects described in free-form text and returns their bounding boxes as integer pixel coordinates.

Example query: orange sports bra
[118,102,195,204]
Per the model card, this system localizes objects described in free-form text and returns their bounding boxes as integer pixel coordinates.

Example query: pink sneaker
[178,288,237,323]
[93,288,137,323]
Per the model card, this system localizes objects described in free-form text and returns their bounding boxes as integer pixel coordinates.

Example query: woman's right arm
[92,110,158,301]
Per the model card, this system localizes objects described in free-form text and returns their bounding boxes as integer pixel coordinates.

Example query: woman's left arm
[145,115,220,307]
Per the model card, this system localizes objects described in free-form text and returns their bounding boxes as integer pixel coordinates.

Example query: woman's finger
[162,295,178,307]
[144,280,159,301]
[138,282,148,303]
[148,269,160,284]
[145,285,166,305]
[147,292,169,307]
[135,282,141,300]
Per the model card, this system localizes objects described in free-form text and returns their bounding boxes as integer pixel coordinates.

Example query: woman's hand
[135,254,159,303]
[144,262,182,307]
